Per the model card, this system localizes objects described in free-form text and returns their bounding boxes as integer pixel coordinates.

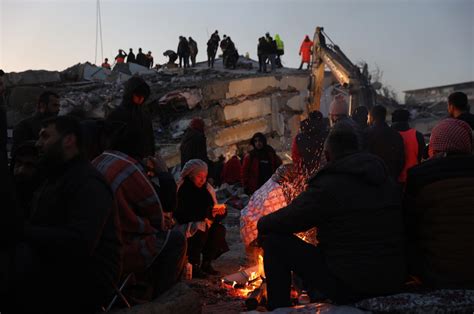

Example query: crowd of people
[1,57,473,313]
[100,48,155,70]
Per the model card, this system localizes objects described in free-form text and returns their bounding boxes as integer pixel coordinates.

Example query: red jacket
[241,149,282,194]
[221,155,242,185]
[299,39,313,63]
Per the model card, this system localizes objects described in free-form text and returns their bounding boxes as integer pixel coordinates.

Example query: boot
[201,260,219,275]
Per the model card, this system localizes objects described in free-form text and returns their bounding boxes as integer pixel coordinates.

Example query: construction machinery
[308,26,376,114]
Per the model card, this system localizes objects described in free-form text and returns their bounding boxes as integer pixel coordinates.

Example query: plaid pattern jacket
[93,150,169,273]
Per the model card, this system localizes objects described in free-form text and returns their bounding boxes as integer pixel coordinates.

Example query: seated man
[93,120,186,302]
[11,116,122,313]
[257,125,405,310]
[404,118,474,289]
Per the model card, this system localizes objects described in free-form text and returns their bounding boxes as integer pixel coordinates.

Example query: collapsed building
[3,58,338,168]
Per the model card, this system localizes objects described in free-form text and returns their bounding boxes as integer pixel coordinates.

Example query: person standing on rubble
[101,58,111,69]
[258,125,405,309]
[275,34,284,68]
[207,30,220,68]
[12,91,60,154]
[177,36,191,68]
[188,37,198,67]
[180,117,212,171]
[106,76,155,158]
[257,37,268,73]
[145,51,154,69]
[299,35,313,70]
[241,132,282,195]
[127,48,136,63]
[136,48,147,67]
[115,49,127,64]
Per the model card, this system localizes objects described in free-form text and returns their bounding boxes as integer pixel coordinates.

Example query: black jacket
[364,122,405,179]
[180,127,209,168]
[175,177,214,224]
[136,52,147,66]
[27,156,122,300]
[127,52,136,63]
[258,152,405,295]
[107,76,154,159]
[177,39,190,56]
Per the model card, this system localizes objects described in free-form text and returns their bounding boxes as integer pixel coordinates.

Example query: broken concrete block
[212,118,270,147]
[271,97,285,136]
[158,144,181,168]
[5,70,61,86]
[223,97,272,122]
[128,63,156,75]
[83,63,111,81]
[286,92,308,112]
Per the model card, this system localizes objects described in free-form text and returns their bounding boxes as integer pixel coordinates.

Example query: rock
[110,282,202,314]
[223,97,272,123]
[211,117,271,147]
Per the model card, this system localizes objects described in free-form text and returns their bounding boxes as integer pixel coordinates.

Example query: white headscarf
[177,159,208,189]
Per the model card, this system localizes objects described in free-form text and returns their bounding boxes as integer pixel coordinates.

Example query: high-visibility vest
[398,128,419,183]
[116,57,125,64]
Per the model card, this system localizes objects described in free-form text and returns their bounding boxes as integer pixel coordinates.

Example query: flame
[258,254,265,279]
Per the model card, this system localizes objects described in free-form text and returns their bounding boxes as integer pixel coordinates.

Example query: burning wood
[245,280,267,310]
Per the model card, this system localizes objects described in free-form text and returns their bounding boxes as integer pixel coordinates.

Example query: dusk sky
[1,0,473,101]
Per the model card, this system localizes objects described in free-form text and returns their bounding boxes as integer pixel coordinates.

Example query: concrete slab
[213,118,270,147]
[223,97,272,122]
[5,70,61,86]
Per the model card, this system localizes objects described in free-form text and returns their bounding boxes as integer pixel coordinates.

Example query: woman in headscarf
[174,159,229,277]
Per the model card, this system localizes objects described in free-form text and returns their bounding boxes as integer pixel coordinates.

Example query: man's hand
[163,212,175,230]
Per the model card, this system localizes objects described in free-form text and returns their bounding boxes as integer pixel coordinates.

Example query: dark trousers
[207,50,216,67]
[190,54,197,67]
[263,233,357,310]
[258,54,267,72]
[179,55,190,68]
[187,223,229,265]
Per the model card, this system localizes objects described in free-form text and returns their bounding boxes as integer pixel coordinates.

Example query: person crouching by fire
[175,159,229,278]
[257,124,405,310]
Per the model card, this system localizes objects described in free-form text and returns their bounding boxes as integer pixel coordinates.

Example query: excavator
[308,26,376,114]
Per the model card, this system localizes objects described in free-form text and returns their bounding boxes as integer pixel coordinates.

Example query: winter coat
[221,155,242,185]
[106,76,155,159]
[175,177,214,224]
[241,147,282,194]
[177,39,190,57]
[275,34,284,52]
[136,52,147,66]
[258,152,406,295]
[404,154,474,288]
[127,52,136,63]
[189,39,198,56]
[28,156,122,300]
[93,150,169,273]
[364,122,405,180]
[457,112,474,130]
[180,127,209,168]
[299,39,313,63]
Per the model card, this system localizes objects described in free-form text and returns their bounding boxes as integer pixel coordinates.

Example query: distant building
[404,81,474,108]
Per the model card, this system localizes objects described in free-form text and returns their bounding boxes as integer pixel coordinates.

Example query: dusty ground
[185,209,255,314]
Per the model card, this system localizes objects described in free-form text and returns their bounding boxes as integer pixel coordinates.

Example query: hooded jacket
[106,76,154,159]
[258,152,406,295]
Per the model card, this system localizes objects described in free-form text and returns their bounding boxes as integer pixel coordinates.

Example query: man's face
[367,113,374,126]
[13,154,38,179]
[36,124,64,165]
[39,96,60,116]
[254,138,264,150]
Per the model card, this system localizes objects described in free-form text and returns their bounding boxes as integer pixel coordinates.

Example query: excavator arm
[308,26,375,114]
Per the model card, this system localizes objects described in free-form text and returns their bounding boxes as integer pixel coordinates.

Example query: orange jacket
[299,39,313,63]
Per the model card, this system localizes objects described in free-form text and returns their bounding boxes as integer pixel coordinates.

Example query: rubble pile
[3,59,313,167]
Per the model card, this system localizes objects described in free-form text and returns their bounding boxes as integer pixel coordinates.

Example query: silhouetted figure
[177,36,190,68]
[189,37,198,67]
[136,48,147,67]
[207,30,220,68]
[127,48,136,63]
[101,58,111,69]
[115,49,127,64]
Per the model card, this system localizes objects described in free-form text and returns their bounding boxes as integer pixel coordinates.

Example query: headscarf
[429,118,472,157]
[189,117,205,132]
[178,158,208,188]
